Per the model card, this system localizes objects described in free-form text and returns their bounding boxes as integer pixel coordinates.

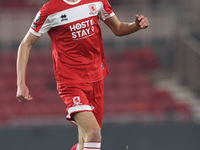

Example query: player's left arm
[104,14,149,36]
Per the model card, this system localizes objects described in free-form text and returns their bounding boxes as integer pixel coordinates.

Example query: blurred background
[0,0,200,150]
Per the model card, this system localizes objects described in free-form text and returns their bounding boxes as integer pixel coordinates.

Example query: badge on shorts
[73,96,82,106]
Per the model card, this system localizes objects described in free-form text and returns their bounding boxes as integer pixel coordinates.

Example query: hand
[16,84,33,103]
[135,14,149,29]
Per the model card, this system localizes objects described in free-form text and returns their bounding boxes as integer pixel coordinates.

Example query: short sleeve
[99,0,115,21]
[29,4,52,36]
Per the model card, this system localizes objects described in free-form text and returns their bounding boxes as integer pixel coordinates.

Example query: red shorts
[57,80,104,127]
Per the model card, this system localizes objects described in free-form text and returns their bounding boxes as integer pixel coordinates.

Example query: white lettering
[72,32,77,38]
[69,25,76,32]
[86,28,90,34]
[70,19,95,39]
[81,22,86,28]
[76,30,81,37]
[90,19,94,25]
[85,20,90,27]
[82,29,87,36]
[76,23,82,30]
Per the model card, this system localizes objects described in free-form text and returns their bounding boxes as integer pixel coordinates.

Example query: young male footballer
[16,0,149,149]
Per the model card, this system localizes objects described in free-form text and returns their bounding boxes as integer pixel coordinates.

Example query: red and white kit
[30,0,115,126]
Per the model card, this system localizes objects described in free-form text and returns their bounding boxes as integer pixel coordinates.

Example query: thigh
[74,111,101,133]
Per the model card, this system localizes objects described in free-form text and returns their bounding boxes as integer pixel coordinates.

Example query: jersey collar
[63,0,81,5]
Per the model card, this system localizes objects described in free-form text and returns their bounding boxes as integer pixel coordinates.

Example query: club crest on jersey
[73,96,82,106]
[89,4,97,15]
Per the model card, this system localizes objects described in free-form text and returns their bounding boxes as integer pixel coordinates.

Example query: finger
[141,23,149,29]
[16,95,24,100]
[137,15,144,21]
[24,95,33,102]
[17,96,26,102]
[139,17,147,25]
[17,95,32,102]
[144,22,149,28]
[18,96,28,102]
[139,19,149,28]
[135,14,139,23]
[142,20,149,28]
[27,95,33,101]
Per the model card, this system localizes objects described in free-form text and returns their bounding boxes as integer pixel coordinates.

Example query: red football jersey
[29,0,115,84]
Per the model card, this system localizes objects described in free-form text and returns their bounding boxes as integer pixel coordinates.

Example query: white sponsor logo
[69,19,95,39]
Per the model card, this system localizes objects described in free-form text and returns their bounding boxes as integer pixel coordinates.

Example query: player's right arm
[16,31,39,103]
[16,1,53,102]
